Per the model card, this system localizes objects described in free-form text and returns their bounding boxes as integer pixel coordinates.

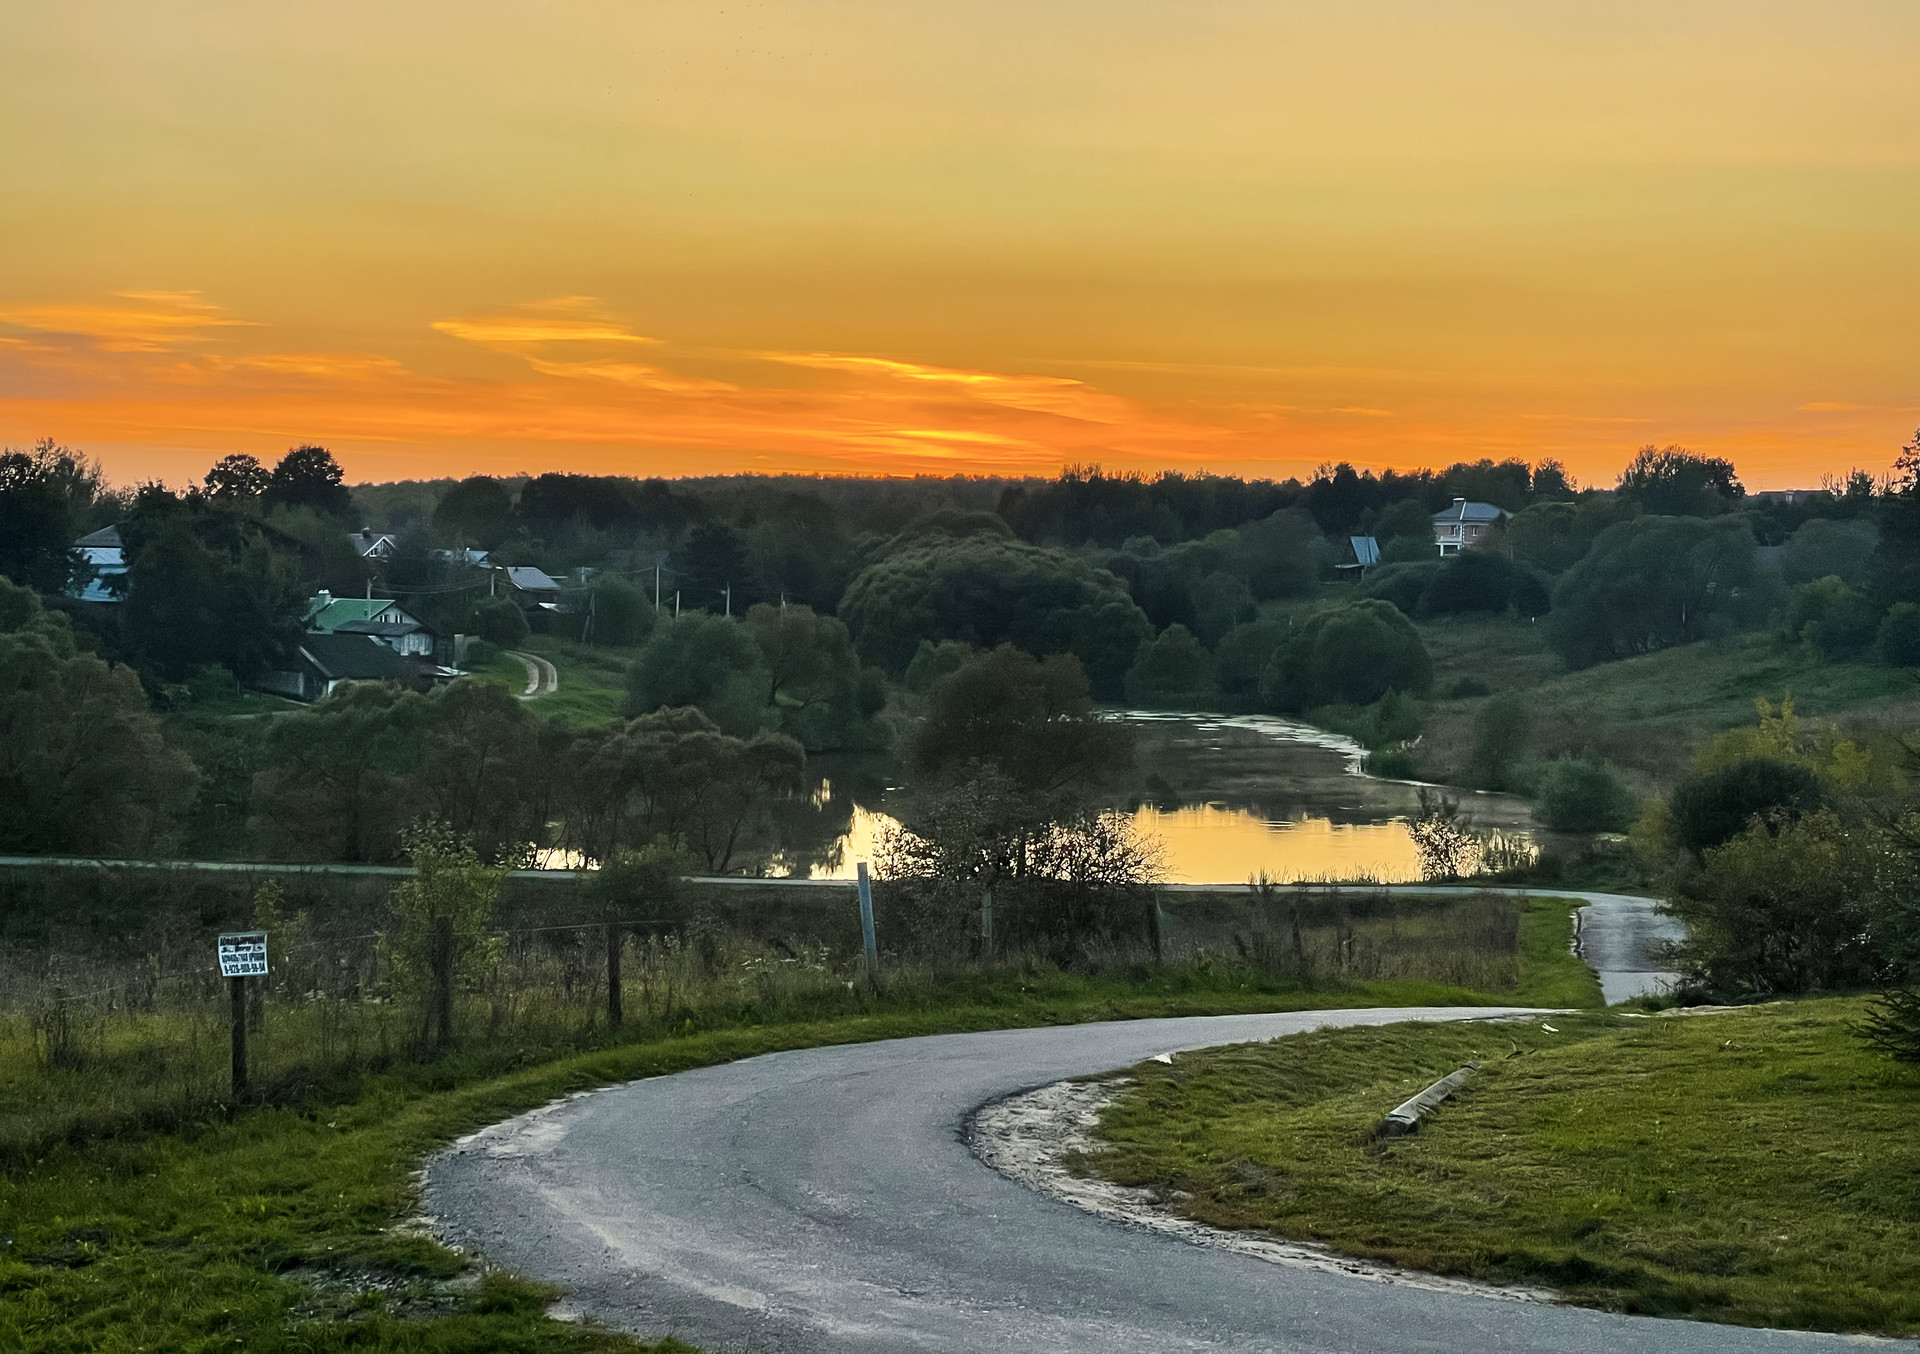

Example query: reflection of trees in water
[762,751,896,876]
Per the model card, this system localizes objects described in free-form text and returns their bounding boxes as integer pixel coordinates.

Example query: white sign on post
[218,931,269,978]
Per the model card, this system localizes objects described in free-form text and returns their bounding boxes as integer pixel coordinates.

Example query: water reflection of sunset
[805,803,1424,886]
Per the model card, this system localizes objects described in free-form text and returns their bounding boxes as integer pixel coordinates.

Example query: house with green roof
[305,591,435,657]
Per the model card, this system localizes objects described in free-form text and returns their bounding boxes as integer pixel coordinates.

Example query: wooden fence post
[230,975,249,1096]
[606,921,623,1028]
[432,914,454,1047]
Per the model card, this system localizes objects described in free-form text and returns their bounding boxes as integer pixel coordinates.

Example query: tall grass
[0,883,1572,1161]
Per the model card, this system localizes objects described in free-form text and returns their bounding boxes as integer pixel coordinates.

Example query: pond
[773,711,1563,886]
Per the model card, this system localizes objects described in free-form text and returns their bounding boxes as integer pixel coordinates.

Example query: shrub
[1467,694,1530,790]
[1780,516,1878,588]
[1420,551,1551,617]
[1124,625,1217,708]
[1878,602,1920,668]
[580,574,656,647]
[624,612,771,736]
[1260,600,1432,711]
[1666,810,1881,994]
[1536,755,1637,832]
[1444,676,1491,699]
[1190,571,1257,646]
[472,596,529,647]
[1361,562,1439,614]
[905,639,974,694]
[1784,575,1879,659]
[1363,747,1418,779]
[1669,757,1824,856]
[1213,620,1286,702]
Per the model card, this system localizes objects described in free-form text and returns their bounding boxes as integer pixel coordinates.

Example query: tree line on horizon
[1,430,1916,865]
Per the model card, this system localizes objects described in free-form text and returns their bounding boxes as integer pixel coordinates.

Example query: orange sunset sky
[4,2,1919,490]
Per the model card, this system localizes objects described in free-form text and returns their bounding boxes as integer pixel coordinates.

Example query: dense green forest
[1,434,1916,867]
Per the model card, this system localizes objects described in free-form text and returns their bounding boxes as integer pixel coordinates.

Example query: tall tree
[0,439,98,592]
[1871,429,1920,609]
[432,475,515,548]
[262,445,353,518]
[1615,445,1744,517]
[203,453,270,503]
[1547,515,1761,667]
[0,578,199,853]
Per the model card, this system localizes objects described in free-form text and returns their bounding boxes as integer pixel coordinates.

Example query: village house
[305,591,435,657]
[259,631,413,702]
[1430,498,1510,555]
[347,528,400,559]
[69,525,127,603]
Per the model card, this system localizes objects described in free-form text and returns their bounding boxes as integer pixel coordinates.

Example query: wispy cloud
[431,305,665,351]
[757,351,1134,425]
[0,290,253,352]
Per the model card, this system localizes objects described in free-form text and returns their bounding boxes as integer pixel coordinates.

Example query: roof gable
[306,596,420,631]
[1431,500,1510,524]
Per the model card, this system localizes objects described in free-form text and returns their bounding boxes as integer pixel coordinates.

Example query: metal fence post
[230,975,249,1096]
[856,863,879,989]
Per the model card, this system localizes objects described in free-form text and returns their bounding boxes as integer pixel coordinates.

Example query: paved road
[1568,891,1685,1004]
[426,1006,1850,1354]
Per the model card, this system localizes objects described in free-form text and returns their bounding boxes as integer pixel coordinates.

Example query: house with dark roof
[348,529,400,559]
[256,632,412,702]
[1430,499,1510,555]
[305,592,434,657]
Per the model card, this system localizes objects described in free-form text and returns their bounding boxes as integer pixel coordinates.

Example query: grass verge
[1080,997,1920,1335]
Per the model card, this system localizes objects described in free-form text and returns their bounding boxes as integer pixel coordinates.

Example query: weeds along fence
[1156,885,1525,992]
[0,864,1530,1159]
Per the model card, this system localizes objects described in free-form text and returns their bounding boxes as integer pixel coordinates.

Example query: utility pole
[723,583,731,618]
[654,561,661,611]
[674,590,680,618]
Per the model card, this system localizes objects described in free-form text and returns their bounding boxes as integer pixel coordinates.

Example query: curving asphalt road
[426,999,1858,1354]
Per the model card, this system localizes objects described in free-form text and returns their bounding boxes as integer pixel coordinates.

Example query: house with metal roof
[347,528,400,558]
[305,591,435,657]
[1430,499,1510,555]
[69,525,127,603]
[500,565,562,602]
[257,632,414,702]
[1335,535,1380,578]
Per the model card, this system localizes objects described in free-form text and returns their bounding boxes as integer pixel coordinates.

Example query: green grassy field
[1080,997,1920,1335]
[461,635,636,727]
[0,897,1590,1353]
[1412,618,1918,791]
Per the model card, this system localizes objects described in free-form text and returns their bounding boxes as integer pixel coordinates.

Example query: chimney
[317,589,332,604]
[1452,497,1466,505]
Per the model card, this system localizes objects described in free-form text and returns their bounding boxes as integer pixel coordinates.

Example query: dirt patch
[967,1076,1555,1303]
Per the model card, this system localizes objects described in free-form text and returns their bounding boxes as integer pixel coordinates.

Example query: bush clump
[1260,600,1432,711]
[1784,575,1880,660]
[1536,755,1637,833]
[1124,624,1217,708]
[1878,602,1920,668]
[1669,757,1824,856]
